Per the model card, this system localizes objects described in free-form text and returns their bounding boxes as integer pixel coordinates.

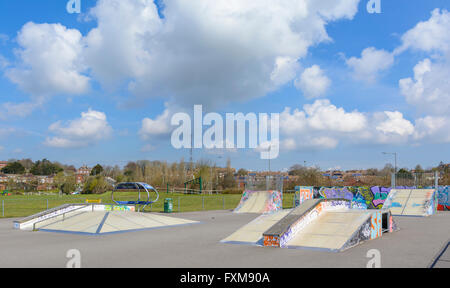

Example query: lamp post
[382,152,397,187]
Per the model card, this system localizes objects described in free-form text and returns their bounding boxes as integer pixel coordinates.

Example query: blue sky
[0,0,449,171]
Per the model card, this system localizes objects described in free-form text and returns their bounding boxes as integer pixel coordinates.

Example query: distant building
[76,165,92,184]
[0,161,7,170]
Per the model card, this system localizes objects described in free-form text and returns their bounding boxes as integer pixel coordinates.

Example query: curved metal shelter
[112,182,159,212]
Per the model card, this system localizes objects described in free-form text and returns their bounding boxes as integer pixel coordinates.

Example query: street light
[382,152,397,187]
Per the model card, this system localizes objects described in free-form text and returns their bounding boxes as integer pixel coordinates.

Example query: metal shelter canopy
[112,182,159,212]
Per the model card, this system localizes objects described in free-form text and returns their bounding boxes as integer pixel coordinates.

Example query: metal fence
[395,171,439,187]
[0,194,243,218]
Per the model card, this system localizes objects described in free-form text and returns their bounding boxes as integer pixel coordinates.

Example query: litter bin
[164,198,173,213]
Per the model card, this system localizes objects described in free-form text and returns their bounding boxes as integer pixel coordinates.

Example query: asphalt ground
[0,210,449,268]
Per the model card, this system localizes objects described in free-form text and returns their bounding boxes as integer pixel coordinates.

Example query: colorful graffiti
[313,186,440,210]
[437,186,450,211]
[264,190,283,213]
[294,186,314,206]
[370,211,382,239]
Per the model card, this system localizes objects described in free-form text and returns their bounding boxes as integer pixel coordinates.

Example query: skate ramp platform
[14,204,199,235]
[224,199,397,252]
[264,199,397,252]
[233,190,282,214]
[383,189,437,217]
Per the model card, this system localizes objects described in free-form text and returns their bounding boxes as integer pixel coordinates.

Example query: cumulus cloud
[399,58,450,115]
[395,9,450,55]
[295,65,331,99]
[375,111,414,137]
[396,10,450,116]
[139,108,172,139]
[413,116,450,143]
[346,47,394,83]
[3,0,361,111]
[276,98,447,152]
[5,22,89,97]
[44,109,112,148]
[279,99,367,150]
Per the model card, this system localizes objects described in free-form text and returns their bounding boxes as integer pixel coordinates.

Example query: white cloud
[399,58,450,115]
[346,47,394,83]
[2,0,362,115]
[83,0,359,107]
[44,109,112,148]
[395,9,450,55]
[0,100,43,119]
[413,116,450,143]
[279,99,367,151]
[5,22,89,97]
[139,108,172,139]
[295,65,331,99]
[276,99,448,152]
[375,111,414,137]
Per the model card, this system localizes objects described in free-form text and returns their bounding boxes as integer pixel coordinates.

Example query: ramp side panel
[222,210,291,245]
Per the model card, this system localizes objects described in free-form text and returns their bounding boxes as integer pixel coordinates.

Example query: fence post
[435,171,439,189]
[391,173,396,188]
[202,196,205,210]
[46,199,49,210]
[2,200,4,217]
[178,197,180,212]
[223,196,225,210]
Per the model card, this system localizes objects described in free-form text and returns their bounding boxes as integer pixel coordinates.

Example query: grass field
[0,192,296,218]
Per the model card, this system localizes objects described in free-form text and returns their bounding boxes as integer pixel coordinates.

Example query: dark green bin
[164,198,173,213]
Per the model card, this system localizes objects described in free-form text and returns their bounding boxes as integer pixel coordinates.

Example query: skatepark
[1,182,449,267]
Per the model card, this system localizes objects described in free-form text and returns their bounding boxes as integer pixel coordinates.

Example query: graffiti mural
[370,211,382,240]
[264,190,283,213]
[437,186,450,211]
[319,187,354,201]
[313,186,440,210]
[294,186,314,206]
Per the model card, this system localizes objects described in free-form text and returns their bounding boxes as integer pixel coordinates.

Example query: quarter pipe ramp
[233,190,282,214]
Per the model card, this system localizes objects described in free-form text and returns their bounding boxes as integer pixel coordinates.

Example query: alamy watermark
[66,249,81,268]
[366,249,381,268]
[66,0,81,14]
[171,105,280,160]
[367,0,381,14]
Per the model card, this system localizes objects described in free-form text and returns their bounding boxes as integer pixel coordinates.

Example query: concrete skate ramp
[383,189,437,216]
[234,190,282,214]
[262,199,396,252]
[285,210,373,252]
[36,211,199,235]
[221,209,291,245]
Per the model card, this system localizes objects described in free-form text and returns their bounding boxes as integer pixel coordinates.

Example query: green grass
[0,191,296,218]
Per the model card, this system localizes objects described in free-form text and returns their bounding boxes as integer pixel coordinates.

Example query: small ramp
[37,211,199,235]
[14,204,199,235]
[383,189,437,216]
[234,190,282,214]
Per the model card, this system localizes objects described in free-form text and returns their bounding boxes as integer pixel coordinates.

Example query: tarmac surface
[0,210,449,268]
